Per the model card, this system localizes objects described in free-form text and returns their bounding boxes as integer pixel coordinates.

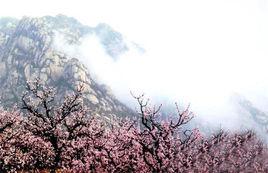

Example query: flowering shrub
[0,81,267,172]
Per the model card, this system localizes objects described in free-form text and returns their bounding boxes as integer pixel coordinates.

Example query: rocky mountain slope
[0,14,134,118]
[234,95,268,132]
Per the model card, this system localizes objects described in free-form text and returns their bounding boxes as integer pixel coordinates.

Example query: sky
[2,0,268,129]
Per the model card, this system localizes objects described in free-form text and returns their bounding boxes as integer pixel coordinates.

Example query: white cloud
[3,0,268,130]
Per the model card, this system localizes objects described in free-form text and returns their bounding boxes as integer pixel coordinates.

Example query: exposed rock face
[95,23,129,58]
[44,14,129,58]
[0,15,133,118]
[234,95,268,131]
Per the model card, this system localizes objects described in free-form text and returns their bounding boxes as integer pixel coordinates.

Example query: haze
[1,0,268,129]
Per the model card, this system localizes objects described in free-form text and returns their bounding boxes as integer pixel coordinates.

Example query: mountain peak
[0,15,134,118]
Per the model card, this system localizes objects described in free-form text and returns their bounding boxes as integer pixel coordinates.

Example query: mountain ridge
[0,14,135,118]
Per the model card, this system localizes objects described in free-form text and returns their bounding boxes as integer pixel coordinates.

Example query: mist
[2,0,268,132]
[52,31,265,133]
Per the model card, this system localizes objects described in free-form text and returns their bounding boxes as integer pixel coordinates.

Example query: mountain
[0,14,135,118]
[232,94,268,134]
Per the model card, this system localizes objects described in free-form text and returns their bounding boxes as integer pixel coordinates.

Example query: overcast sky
[2,0,268,128]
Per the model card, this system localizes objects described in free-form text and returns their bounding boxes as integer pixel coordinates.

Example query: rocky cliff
[0,15,134,118]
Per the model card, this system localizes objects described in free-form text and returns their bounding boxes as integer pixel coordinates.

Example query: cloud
[4,0,268,132]
[52,30,264,133]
